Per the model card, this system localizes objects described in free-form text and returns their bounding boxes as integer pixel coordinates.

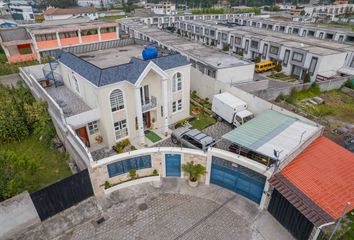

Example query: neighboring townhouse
[0,19,119,62]
[140,13,254,29]
[232,17,354,44]
[120,20,254,99]
[174,20,354,81]
[43,7,98,21]
[0,27,37,63]
[24,42,191,153]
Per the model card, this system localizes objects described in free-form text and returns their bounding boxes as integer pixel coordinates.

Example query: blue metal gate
[165,154,181,177]
[210,156,266,204]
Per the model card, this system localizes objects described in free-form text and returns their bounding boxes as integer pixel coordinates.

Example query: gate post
[205,149,212,185]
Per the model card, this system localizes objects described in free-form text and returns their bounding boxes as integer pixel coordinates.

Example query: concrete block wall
[0,192,40,240]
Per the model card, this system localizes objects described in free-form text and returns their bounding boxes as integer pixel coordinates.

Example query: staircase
[42,60,63,87]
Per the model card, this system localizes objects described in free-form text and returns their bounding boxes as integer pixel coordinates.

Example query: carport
[214,110,319,205]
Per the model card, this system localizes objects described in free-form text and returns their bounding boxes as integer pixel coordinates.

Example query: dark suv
[171,127,216,151]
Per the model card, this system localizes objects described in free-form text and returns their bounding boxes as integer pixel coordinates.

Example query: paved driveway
[17,179,293,240]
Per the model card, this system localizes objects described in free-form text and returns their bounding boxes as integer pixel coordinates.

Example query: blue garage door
[210,156,266,204]
[165,154,181,177]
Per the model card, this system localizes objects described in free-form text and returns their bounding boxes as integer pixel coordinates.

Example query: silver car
[171,127,216,151]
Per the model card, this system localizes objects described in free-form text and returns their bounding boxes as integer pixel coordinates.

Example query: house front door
[143,111,151,129]
[75,126,90,147]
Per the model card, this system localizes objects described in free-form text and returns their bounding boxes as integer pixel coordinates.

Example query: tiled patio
[46,84,91,117]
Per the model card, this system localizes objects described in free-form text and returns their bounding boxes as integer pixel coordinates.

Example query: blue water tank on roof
[142,47,158,60]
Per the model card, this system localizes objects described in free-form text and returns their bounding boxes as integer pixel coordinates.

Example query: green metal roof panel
[223,110,296,149]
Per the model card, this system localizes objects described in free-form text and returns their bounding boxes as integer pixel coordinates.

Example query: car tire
[171,136,179,144]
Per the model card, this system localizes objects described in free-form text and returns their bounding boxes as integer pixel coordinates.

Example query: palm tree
[182,161,206,182]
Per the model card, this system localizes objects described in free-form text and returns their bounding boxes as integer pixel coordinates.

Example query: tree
[0,150,37,200]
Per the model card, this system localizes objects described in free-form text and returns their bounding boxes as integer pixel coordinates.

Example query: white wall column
[98,27,102,41]
[78,30,82,44]
[135,87,145,145]
[116,26,120,39]
[162,78,169,136]
[56,32,62,47]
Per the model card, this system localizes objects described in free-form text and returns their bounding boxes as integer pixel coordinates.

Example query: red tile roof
[281,136,354,220]
[43,7,97,16]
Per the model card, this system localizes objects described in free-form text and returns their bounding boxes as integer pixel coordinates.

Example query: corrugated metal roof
[281,136,354,220]
[0,27,30,42]
[59,52,190,87]
[223,110,295,149]
[223,110,320,160]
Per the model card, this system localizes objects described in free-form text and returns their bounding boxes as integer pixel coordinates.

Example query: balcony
[37,40,59,49]
[142,96,157,113]
[60,37,80,46]
[101,32,117,41]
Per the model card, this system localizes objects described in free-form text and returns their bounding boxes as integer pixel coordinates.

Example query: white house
[43,7,99,21]
[39,43,191,150]
[147,1,177,15]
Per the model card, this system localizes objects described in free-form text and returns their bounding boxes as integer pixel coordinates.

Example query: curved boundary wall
[89,147,273,210]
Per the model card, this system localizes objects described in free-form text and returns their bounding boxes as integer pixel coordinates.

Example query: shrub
[222,44,230,52]
[303,73,311,83]
[152,169,158,176]
[274,63,282,72]
[182,161,206,182]
[113,139,131,153]
[104,181,111,189]
[344,79,354,89]
[175,117,190,129]
[191,90,197,99]
[254,56,260,63]
[129,168,137,179]
[0,150,38,199]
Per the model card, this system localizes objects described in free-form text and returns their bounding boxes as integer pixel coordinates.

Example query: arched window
[110,89,124,112]
[172,72,182,92]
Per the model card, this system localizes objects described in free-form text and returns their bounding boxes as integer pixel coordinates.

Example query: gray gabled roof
[0,27,31,42]
[59,51,190,87]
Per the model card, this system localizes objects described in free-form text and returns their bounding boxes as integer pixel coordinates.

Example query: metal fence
[39,38,136,59]
[30,169,94,221]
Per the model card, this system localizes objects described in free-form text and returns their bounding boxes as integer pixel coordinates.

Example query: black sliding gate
[268,189,314,240]
[30,169,94,221]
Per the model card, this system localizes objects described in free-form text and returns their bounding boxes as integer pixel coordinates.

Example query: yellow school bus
[255,61,276,73]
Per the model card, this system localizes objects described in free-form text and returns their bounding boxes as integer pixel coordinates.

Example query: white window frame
[88,121,99,135]
[172,72,182,92]
[172,99,182,113]
[110,89,125,112]
[114,120,128,140]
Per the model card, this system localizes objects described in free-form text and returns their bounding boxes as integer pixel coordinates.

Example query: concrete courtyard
[15,178,293,240]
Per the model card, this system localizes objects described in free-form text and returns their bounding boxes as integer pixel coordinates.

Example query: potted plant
[95,134,103,144]
[182,161,206,187]
[151,117,156,129]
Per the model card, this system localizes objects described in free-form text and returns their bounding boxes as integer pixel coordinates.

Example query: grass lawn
[295,90,354,124]
[98,15,127,21]
[268,72,297,82]
[145,130,162,143]
[189,103,216,130]
[0,135,72,193]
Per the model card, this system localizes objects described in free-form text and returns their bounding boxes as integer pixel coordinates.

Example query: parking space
[155,121,233,151]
